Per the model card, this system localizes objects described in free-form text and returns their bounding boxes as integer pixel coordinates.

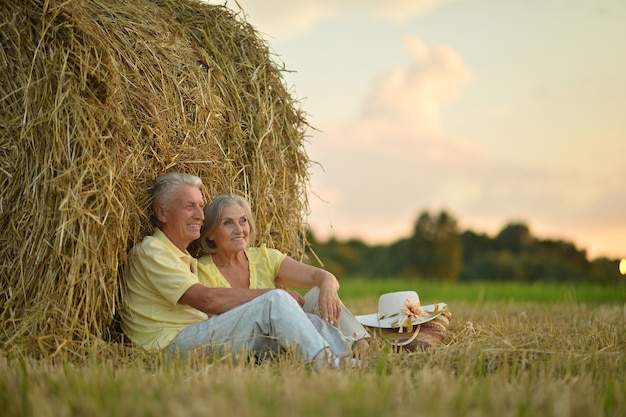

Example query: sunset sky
[209,0,626,260]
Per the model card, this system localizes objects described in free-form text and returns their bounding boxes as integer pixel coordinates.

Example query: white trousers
[167,288,369,366]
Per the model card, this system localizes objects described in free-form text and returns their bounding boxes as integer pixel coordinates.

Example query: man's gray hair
[151,172,203,226]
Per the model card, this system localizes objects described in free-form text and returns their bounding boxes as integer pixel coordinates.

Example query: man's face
[156,184,204,252]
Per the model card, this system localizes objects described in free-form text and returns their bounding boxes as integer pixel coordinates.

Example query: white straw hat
[355,291,447,329]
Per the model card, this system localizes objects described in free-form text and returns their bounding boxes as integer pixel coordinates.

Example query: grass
[337,278,626,306]
[1,281,625,417]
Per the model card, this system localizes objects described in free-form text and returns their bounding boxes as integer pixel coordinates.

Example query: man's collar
[153,228,190,257]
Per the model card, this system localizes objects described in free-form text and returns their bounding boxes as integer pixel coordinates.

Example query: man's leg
[168,290,332,364]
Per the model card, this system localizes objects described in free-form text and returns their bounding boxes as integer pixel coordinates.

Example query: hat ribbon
[380,300,448,333]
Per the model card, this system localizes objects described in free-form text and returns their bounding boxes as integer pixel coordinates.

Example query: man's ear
[155,205,168,224]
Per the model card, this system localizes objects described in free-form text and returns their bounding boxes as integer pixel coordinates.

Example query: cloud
[305,36,626,259]
[208,0,456,39]
[306,37,478,240]
[360,37,472,136]
[311,37,475,164]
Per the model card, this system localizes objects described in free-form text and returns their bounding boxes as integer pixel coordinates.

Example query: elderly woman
[196,193,370,358]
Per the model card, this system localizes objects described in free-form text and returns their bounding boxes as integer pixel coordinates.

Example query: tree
[494,223,533,252]
[406,210,463,282]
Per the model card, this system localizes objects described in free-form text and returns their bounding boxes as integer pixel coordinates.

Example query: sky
[208,0,626,260]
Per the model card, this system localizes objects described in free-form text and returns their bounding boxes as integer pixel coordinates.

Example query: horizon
[306,214,618,261]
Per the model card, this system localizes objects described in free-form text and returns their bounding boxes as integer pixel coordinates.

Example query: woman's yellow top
[197,244,287,289]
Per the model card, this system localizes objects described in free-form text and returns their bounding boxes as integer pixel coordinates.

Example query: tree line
[304,210,622,284]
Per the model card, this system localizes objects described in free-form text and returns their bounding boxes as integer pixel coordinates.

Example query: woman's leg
[302,286,370,346]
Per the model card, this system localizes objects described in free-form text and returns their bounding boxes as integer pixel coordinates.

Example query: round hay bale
[0,0,311,359]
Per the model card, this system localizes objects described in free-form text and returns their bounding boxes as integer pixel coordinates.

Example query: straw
[0,0,312,359]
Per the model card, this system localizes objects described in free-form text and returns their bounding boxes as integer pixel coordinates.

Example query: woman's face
[209,203,250,252]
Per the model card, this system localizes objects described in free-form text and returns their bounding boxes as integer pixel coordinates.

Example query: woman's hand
[317,278,342,324]
[275,256,342,323]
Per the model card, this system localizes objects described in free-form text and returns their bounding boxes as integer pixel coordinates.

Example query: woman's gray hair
[151,172,203,226]
[198,193,257,254]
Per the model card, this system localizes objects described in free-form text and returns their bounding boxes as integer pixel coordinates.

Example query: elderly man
[120,172,355,368]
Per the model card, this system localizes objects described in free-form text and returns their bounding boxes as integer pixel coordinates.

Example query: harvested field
[1,301,624,417]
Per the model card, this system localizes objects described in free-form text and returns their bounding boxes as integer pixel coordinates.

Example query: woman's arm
[275,257,342,323]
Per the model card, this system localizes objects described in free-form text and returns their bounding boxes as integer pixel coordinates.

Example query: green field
[338,279,626,307]
[1,281,624,417]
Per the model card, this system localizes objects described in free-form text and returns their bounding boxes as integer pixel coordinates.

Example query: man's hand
[283,289,305,307]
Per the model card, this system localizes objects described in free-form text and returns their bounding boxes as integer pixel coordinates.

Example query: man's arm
[178,284,304,315]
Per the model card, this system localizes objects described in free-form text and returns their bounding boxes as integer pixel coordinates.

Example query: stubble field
[1,281,624,417]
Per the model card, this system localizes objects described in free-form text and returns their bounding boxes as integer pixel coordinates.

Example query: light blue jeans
[167,288,369,366]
